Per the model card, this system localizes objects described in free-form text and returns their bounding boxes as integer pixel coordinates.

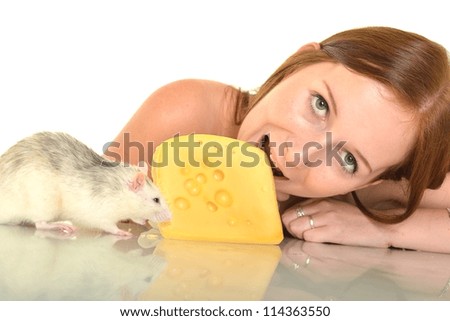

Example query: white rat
[0,132,171,236]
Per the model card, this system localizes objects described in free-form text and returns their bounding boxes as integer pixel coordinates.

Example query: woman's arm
[282,174,450,253]
[386,207,450,253]
[282,199,450,253]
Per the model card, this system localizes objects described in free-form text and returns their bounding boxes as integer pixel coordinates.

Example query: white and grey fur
[0,132,171,236]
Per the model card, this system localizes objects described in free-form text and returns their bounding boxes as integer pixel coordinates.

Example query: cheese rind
[151,134,283,244]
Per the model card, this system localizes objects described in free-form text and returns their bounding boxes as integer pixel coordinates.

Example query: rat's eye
[153,197,160,204]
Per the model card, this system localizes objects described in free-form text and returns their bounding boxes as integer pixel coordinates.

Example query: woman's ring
[309,217,315,229]
[296,206,306,218]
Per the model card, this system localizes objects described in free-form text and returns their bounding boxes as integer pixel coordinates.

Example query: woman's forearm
[388,208,450,253]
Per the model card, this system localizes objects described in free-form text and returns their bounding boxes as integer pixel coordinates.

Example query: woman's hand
[281,198,394,248]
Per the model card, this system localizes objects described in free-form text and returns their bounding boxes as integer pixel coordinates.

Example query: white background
[0,0,448,154]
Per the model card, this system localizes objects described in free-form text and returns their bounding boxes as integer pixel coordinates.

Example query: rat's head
[126,162,172,225]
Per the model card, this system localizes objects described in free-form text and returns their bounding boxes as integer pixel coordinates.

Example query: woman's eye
[310,94,329,117]
[341,151,358,174]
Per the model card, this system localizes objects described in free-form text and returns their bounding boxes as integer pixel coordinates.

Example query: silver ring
[309,217,315,229]
[296,206,306,218]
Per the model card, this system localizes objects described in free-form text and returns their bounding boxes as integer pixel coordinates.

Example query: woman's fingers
[282,202,321,240]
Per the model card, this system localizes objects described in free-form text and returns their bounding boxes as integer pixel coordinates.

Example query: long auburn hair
[234,26,450,224]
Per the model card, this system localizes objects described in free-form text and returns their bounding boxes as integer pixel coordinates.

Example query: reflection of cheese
[151,134,283,245]
[139,239,281,300]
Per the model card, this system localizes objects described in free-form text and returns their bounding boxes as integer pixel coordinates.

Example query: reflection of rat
[0,132,171,236]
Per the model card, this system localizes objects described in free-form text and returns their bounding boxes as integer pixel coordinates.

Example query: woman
[107,26,450,253]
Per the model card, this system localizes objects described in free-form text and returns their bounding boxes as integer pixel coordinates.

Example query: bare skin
[108,59,450,253]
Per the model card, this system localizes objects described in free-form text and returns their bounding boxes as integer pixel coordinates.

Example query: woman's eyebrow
[323,80,373,173]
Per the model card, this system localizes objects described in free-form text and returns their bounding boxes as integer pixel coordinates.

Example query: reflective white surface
[1,223,449,301]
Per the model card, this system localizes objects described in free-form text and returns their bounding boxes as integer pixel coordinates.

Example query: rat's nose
[154,210,172,222]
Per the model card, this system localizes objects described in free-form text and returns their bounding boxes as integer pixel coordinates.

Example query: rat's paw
[104,226,134,239]
[115,229,133,237]
[34,229,77,240]
[35,221,77,234]
[111,230,134,241]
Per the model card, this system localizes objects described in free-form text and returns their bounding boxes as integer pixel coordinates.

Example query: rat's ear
[137,161,149,176]
[129,172,146,192]
[296,42,321,53]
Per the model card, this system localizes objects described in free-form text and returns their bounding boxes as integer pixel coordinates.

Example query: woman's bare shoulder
[148,79,235,113]
[144,79,239,133]
[109,79,239,166]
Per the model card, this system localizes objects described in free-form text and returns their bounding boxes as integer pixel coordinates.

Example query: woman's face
[237,62,417,200]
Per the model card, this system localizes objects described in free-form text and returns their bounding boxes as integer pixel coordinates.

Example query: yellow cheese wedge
[139,239,281,300]
[151,134,283,244]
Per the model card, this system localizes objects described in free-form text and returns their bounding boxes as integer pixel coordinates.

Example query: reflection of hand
[280,238,450,298]
[282,198,391,248]
[281,238,374,284]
